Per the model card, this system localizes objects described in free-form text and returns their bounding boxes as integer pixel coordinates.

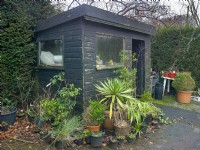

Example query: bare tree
[53,0,173,25]
[186,0,200,26]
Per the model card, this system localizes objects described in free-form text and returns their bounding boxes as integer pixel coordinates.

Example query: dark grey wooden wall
[36,17,152,112]
[82,20,151,105]
[36,19,84,112]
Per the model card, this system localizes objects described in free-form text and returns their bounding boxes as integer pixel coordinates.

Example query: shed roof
[36,4,155,34]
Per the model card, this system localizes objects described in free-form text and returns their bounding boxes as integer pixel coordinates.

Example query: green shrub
[90,101,105,125]
[172,72,195,91]
[140,91,154,102]
[41,72,81,126]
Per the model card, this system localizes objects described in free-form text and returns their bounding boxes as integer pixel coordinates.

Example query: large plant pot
[103,110,114,130]
[0,108,16,125]
[86,125,100,132]
[177,91,192,104]
[90,136,103,147]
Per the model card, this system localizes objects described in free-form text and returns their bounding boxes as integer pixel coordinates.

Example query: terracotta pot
[168,72,176,78]
[177,91,192,104]
[103,111,114,130]
[163,71,169,77]
[86,125,100,132]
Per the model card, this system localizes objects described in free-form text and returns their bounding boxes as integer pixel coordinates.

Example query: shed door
[132,39,145,96]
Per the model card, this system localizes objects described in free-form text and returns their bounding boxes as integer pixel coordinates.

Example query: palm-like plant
[95,78,134,118]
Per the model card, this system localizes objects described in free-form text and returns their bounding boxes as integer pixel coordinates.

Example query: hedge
[151,27,200,88]
[0,0,58,107]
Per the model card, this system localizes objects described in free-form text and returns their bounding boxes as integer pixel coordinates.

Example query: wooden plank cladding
[36,4,155,112]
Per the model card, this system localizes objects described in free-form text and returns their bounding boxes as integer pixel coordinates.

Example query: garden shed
[36,4,155,112]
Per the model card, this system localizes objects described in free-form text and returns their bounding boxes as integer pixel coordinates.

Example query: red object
[163,71,169,77]
[168,72,176,78]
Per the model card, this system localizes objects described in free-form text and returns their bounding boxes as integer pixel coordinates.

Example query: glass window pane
[39,39,63,67]
[96,34,123,69]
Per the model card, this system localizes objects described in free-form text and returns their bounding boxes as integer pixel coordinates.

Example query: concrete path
[135,105,200,150]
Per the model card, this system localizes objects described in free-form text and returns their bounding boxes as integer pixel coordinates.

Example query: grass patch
[153,95,200,113]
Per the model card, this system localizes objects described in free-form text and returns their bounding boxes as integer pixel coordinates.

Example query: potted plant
[132,121,143,139]
[0,98,17,126]
[172,72,195,103]
[74,133,84,146]
[51,116,82,149]
[81,129,91,144]
[127,133,136,143]
[27,109,36,123]
[109,137,118,149]
[95,78,133,130]
[116,135,125,144]
[83,101,105,132]
[0,121,9,131]
[114,108,131,136]
[90,131,103,147]
[40,72,81,127]
[17,110,26,119]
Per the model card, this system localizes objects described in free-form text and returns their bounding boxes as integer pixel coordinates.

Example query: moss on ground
[153,95,200,113]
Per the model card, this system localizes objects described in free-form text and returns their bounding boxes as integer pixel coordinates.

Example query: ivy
[152,27,200,88]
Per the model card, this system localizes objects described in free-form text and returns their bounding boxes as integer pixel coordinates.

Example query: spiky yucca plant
[95,78,134,118]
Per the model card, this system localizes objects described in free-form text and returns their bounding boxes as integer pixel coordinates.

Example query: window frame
[38,38,64,69]
[95,33,125,70]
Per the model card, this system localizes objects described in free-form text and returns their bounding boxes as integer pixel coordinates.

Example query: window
[39,39,63,67]
[96,34,123,70]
